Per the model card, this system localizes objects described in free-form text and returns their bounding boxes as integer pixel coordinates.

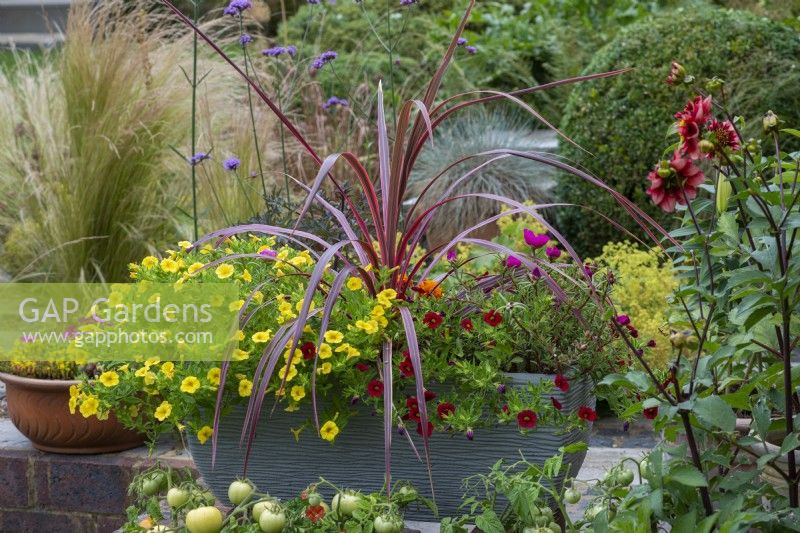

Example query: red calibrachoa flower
[554,374,569,392]
[483,309,503,327]
[437,402,456,419]
[306,505,326,523]
[423,311,443,329]
[398,352,414,377]
[551,397,562,410]
[502,404,509,414]
[643,406,659,420]
[460,317,474,331]
[517,410,538,429]
[300,341,316,361]
[646,150,705,212]
[424,389,437,402]
[417,420,434,437]
[354,362,370,372]
[404,396,421,422]
[367,379,384,398]
[578,405,598,422]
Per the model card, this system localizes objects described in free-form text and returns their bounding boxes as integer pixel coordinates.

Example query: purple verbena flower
[223,158,241,171]
[457,37,467,46]
[307,0,320,4]
[465,45,477,55]
[400,0,416,5]
[466,428,474,440]
[311,50,337,70]
[262,45,297,57]
[322,96,349,110]
[224,0,251,15]
[446,248,457,261]
[239,34,252,46]
[545,247,561,259]
[259,248,277,258]
[188,152,210,166]
[496,383,506,394]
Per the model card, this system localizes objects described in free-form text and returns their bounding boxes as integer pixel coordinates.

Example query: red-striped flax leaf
[192,224,333,254]
[376,82,393,264]
[397,306,435,500]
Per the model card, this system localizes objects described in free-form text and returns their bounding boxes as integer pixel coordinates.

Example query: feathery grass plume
[408,107,555,246]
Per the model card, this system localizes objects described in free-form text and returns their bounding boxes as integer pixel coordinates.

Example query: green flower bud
[763,110,779,133]
[716,175,732,214]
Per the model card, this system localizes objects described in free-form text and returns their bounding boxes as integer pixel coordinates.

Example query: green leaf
[780,432,800,455]
[668,465,708,487]
[753,397,771,440]
[672,510,697,533]
[474,510,505,533]
[561,442,589,454]
[693,395,736,432]
[696,513,719,533]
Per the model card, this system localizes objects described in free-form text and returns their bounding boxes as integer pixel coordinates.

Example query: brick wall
[0,420,194,532]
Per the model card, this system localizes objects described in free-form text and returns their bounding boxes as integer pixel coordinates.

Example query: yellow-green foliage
[593,241,675,367]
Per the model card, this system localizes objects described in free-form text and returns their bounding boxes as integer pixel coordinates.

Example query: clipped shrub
[556,7,800,256]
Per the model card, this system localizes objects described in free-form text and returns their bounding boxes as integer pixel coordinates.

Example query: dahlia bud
[665,62,686,85]
[745,139,759,154]
[716,174,732,214]
[656,166,672,179]
[699,139,715,155]
[669,331,686,348]
[704,77,724,92]
[763,110,779,133]
[466,428,474,441]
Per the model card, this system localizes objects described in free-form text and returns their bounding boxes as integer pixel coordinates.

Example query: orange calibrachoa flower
[414,279,443,298]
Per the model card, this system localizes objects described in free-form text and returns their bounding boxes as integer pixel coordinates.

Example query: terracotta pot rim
[0,371,80,391]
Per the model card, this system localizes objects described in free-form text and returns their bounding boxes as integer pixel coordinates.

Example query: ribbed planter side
[0,372,144,454]
[189,373,594,519]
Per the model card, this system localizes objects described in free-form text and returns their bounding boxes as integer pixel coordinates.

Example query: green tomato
[142,477,162,497]
[307,492,322,507]
[331,492,360,516]
[373,515,403,533]
[540,507,553,520]
[166,487,190,508]
[564,488,581,504]
[228,480,254,505]
[585,504,604,520]
[638,458,649,478]
[252,500,279,521]
[548,522,561,533]
[617,468,634,487]
[397,485,417,499]
[185,506,223,533]
[535,515,549,527]
[258,507,286,533]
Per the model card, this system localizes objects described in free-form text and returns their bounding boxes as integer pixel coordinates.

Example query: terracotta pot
[0,372,145,454]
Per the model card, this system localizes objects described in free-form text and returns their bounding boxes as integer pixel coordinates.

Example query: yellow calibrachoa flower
[252,331,271,343]
[69,384,80,398]
[371,305,385,318]
[161,362,175,379]
[98,371,119,388]
[318,362,333,375]
[178,240,192,250]
[278,364,298,382]
[180,376,201,394]
[229,300,245,312]
[79,395,100,418]
[320,420,339,442]
[197,426,213,445]
[290,385,306,402]
[187,262,204,276]
[143,372,157,386]
[154,401,172,421]
[355,319,380,335]
[241,269,252,283]
[252,291,264,304]
[141,256,159,269]
[346,277,363,291]
[215,264,235,279]
[144,357,160,367]
[239,379,253,397]
[324,330,344,344]
[318,343,332,359]
[160,258,180,273]
[377,289,397,307]
[135,367,149,378]
[232,349,250,361]
[207,367,221,386]
[69,396,78,414]
[233,330,245,341]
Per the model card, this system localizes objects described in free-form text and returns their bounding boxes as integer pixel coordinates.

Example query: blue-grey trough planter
[188,373,594,519]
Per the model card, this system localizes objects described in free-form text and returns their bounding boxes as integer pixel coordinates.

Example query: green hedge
[555,7,800,256]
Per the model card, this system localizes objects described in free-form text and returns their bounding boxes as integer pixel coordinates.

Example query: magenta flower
[446,249,457,261]
[545,247,561,259]
[615,314,631,326]
[523,228,549,248]
[506,255,522,268]
[259,249,277,258]
[646,150,705,212]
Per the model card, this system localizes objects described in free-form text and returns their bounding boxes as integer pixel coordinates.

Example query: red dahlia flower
[554,374,570,392]
[578,405,598,422]
[517,410,538,429]
[643,406,659,420]
[706,119,740,155]
[437,402,456,419]
[646,151,705,212]
[367,379,384,398]
[423,311,443,329]
[675,95,712,159]
[483,309,503,327]
[460,318,474,331]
